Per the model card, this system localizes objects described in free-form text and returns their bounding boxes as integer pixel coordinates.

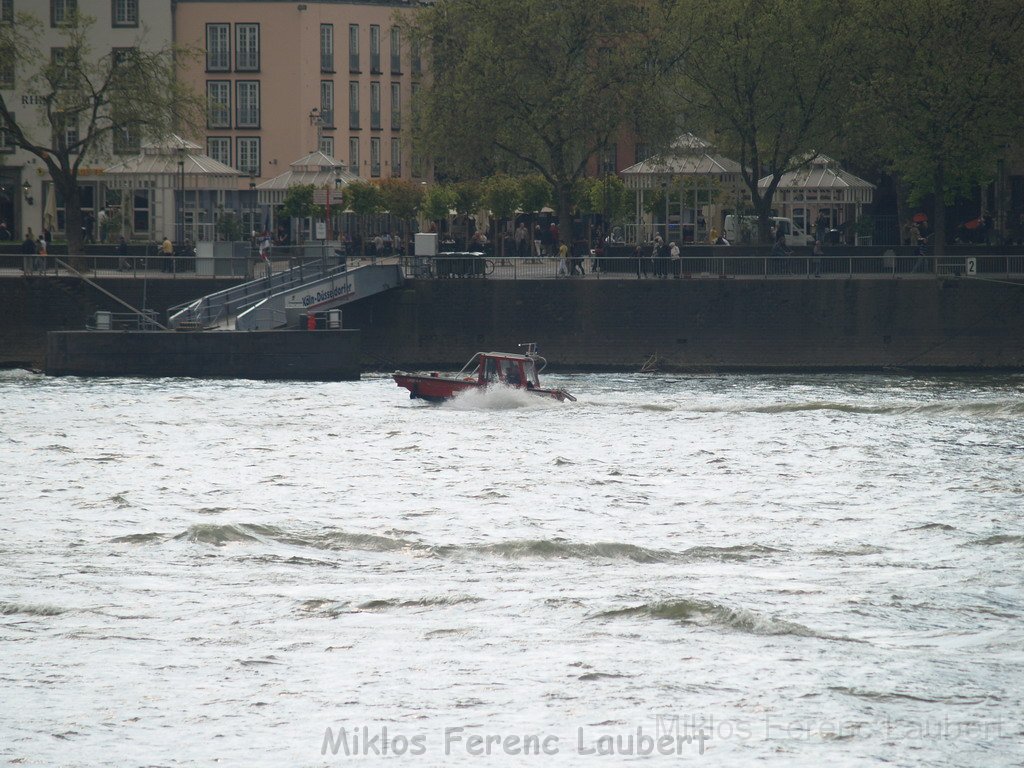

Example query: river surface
[1,370,1023,767]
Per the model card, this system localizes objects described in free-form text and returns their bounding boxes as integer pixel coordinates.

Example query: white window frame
[370,137,380,177]
[236,81,260,128]
[236,137,260,176]
[390,83,401,131]
[207,137,230,166]
[319,136,334,158]
[206,24,229,72]
[348,24,359,71]
[52,0,77,27]
[390,137,401,177]
[235,23,259,72]
[348,81,359,129]
[320,80,334,127]
[320,24,334,72]
[349,137,359,175]
[370,82,380,130]
[112,0,138,28]
[206,80,230,128]
[370,25,380,73]
[389,26,401,74]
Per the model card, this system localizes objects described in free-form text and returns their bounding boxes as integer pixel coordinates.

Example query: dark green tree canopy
[410,0,676,241]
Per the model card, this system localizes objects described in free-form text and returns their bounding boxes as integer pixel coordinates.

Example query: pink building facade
[174,0,425,194]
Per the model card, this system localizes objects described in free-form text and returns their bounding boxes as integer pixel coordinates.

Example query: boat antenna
[518,342,538,356]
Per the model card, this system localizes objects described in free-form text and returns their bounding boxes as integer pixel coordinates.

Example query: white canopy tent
[102,134,241,243]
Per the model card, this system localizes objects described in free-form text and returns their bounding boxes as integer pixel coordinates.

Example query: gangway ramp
[167,261,401,331]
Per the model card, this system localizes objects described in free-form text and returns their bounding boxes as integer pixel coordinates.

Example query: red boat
[393,344,576,403]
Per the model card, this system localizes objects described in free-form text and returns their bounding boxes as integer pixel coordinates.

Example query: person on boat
[506,364,522,387]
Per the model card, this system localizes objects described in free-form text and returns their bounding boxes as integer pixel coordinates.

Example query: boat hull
[393,373,571,402]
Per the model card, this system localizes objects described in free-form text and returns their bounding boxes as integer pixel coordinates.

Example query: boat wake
[444,385,562,411]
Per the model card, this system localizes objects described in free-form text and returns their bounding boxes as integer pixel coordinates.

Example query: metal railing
[399,252,1024,281]
[167,255,346,329]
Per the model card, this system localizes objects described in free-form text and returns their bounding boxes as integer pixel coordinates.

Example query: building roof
[621,133,744,188]
[102,134,241,190]
[256,151,360,204]
[759,155,874,191]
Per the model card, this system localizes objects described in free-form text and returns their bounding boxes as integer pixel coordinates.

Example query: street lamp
[177,147,185,247]
[248,172,257,239]
[309,107,323,153]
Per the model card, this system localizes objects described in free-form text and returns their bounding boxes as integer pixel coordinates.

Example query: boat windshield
[523,359,539,386]
[482,357,498,382]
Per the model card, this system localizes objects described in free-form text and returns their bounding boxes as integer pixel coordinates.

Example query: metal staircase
[167,260,401,331]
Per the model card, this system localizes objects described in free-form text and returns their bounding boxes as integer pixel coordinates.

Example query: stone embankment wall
[344,278,1024,371]
[2,276,1023,372]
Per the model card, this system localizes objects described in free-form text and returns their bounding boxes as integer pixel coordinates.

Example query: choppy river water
[1,370,1023,766]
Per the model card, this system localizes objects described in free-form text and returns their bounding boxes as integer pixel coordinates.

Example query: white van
[724,215,814,247]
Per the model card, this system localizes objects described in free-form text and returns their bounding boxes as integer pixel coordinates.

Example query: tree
[0,10,200,255]
[481,174,523,259]
[421,184,457,232]
[376,178,425,248]
[409,0,675,249]
[669,0,863,242]
[343,181,382,256]
[587,174,630,234]
[853,0,1024,252]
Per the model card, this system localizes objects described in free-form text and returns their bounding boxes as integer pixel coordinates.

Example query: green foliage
[481,175,522,221]
[851,0,1024,249]
[587,175,629,223]
[279,184,323,220]
[451,181,482,217]
[421,184,457,222]
[343,181,382,216]
[409,0,674,238]
[216,211,244,241]
[668,0,862,241]
[376,178,425,220]
[519,175,552,214]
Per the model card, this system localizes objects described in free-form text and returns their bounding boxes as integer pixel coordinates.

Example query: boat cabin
[471,353,540,389]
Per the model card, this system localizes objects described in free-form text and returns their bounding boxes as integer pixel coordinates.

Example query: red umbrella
[912,213,928,223]
[963,218,982,230]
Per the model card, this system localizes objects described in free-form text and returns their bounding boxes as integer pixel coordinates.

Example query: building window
[53,112,79,152]
[348,24,359,72]
[390,138,401,177]
[237,137,260,176]
[348,81,359,129]
[320,80,334,127]
[390,83,401,131]
[319,136,333,157]
[0,112,15,152]
[411,153,422,179]
[0,46,13,88]
[207,137,230,166]
[1,0,12,23]
[389,26,401,74]
[133,188,150,234]
[348,137,359,175]
[634,143,650,164]
[206,80,230,128]
[600,144,617,176]
[111,0,137,28]
[52,0,77,27]
[236,81,259,128]
[370,82,380,130]
[370,137,380,177]
[235,23,259,72]
[411,40,421,77]
[369,25,380,74]
[51,47,76,88]
[320,24,333,73]
[206,24,229,72]
[112,121,139,154]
